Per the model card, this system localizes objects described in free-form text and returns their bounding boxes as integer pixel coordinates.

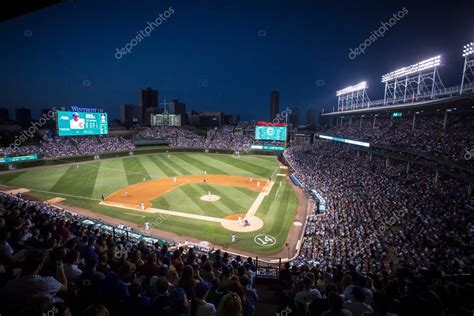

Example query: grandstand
[0,26,472,316]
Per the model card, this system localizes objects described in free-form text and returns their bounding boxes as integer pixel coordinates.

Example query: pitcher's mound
[200,194,220,202]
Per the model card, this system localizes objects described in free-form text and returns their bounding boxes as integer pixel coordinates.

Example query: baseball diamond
[0,152,305,255]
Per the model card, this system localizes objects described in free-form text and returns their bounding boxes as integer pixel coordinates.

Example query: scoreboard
[57,111,109,136]
[254,126,287,141]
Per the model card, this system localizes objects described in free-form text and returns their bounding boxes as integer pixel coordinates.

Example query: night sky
[0,0,473,121]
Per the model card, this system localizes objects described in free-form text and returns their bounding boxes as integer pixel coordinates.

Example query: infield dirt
[105,174,268,209]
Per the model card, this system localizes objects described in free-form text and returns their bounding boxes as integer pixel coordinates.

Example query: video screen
[254,126,287,141]
[57,111,109,136]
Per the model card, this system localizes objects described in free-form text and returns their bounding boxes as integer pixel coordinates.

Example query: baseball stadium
[1,1,473,316]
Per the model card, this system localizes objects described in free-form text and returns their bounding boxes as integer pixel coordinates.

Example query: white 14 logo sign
[254,234,276,246]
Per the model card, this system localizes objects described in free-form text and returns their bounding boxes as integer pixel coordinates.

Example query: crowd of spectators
[282,142,473,315]
[1,136,135,159]
[206,132,254,151]
[0,193,260,316]
[284,142,472,276]
[326,113,473,164]
[138,126,254,151]
[278,258,473,316]
[137,127,201,139]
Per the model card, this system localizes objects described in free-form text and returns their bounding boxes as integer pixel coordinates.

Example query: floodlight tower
[160,98,170,113]
[382,55,445,105]
[336,81,370,111]
[461,42,474,94]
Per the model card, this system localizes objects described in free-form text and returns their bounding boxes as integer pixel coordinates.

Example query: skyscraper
[140,87,158,125]
[306,106,317,125]
[269,91,279,121]
[290,106,300,127]
[169,99,186,124]
[121,104,142,126]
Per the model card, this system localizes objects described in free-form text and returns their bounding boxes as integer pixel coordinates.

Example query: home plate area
[221,213,264,232]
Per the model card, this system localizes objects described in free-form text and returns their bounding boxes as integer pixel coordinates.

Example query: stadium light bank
[381,55,442,82]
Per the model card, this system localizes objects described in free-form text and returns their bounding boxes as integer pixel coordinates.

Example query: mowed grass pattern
[0,153,297,254]
[152,183,258,217]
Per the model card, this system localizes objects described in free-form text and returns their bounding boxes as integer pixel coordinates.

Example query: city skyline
[0,0,472,121]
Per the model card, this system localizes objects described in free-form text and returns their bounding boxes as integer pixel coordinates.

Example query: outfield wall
[0,146,280,171]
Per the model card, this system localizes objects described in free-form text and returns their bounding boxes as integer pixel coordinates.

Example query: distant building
[169,99,186,124]
[0,107,9,122]
[151,113,181,127]
[15,107,32,128]
[270,91,280,121]
[140,88,158,125]
[121,104,142,126]
[191,112,223,129]
[144,107,159,126]
[223,114,233,125]
[306,106,317,125]
[290,132,313,145]
[290,106,300,127]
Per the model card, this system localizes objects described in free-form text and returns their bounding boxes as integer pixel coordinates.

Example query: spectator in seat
[63,248,82,285]
[82,304,110,316]
[151,276,172,314]
[168,287,190,316]
[199,260,215,282]
[123,281,151,315]
[179,265,199,301]
[362,292,395,316]
[322,292,353,316]
[206,278,224,308]
[102,261,136,311]
[0,251,68,311]
[216,292,242,316]
[77,254,105,306]
[279,262,293,291]
[172,249,184,273]
[240,275,258,307]
[295,276,322,315]
[228,280,254,316]
[191,281,216,316]
[309,283,339,316]
[140,252,159,278]
[343,287,373,316]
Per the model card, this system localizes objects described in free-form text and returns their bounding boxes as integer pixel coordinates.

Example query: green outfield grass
[0,152,299,254]
[152,183,258,218]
